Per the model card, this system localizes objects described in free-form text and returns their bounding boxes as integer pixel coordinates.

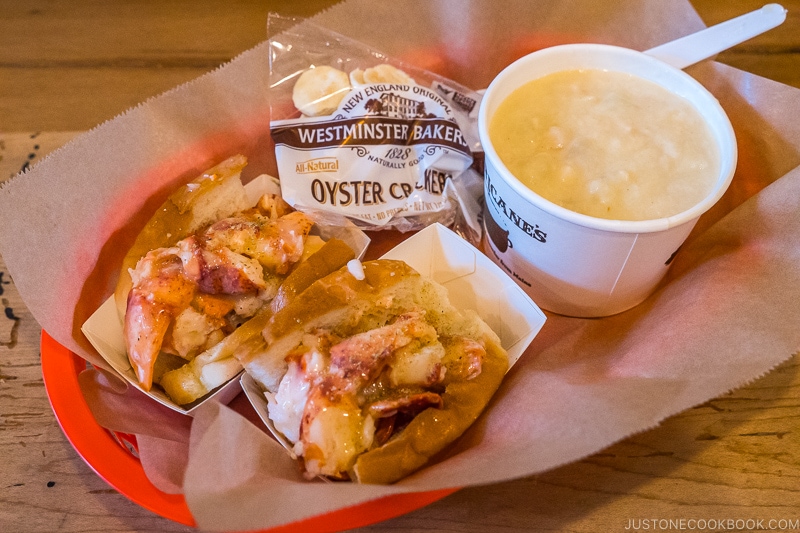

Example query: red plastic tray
[40,330,457,532]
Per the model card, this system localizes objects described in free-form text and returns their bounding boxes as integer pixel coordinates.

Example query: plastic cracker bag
[268,15,484,234]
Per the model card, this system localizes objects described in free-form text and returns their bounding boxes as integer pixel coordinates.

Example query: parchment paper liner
[0,0,799,530]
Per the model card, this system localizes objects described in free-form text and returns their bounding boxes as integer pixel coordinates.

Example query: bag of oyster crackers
[268,16,484,235]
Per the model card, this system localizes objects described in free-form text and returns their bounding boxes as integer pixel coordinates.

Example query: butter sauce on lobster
[115,155,356,405]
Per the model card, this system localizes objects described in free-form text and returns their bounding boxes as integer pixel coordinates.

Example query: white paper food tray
[243,222,546,454]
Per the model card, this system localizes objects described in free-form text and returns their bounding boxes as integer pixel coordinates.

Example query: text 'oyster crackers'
[268,18,482,232]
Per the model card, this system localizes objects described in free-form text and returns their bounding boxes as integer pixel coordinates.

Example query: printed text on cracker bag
[271,83,473,226]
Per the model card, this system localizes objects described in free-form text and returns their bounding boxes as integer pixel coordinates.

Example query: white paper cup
[478,44,737,317]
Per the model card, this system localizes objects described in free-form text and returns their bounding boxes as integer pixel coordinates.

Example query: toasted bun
[351,337,507,484]
[242,259,508,483]
[114,154,250,323]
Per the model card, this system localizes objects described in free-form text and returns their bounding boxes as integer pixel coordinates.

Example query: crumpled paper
[0,0,799,531]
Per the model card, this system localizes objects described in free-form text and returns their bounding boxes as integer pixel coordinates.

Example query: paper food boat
[243,222,547,457]
[81,175,371,414]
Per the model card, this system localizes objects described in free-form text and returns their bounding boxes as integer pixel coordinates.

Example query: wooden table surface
[1,1,799,532]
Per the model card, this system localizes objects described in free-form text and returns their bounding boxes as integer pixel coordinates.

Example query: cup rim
[478,43,738,234]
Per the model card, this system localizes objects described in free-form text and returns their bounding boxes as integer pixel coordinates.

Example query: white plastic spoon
[645,3,787,69]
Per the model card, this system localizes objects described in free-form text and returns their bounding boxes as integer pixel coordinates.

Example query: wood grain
[0,0,338,131]
[2,0,799,131]
[693,0,800,88]
[1,1,799,532]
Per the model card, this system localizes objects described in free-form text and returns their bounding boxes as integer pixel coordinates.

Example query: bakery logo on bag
[273,116,470,154]
[271,63,477,227]
[273,88,470,155]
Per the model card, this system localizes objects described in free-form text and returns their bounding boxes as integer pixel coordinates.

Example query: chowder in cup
[479,44,737,317]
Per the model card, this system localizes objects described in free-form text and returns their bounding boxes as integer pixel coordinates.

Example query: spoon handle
[644,3,787,69]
